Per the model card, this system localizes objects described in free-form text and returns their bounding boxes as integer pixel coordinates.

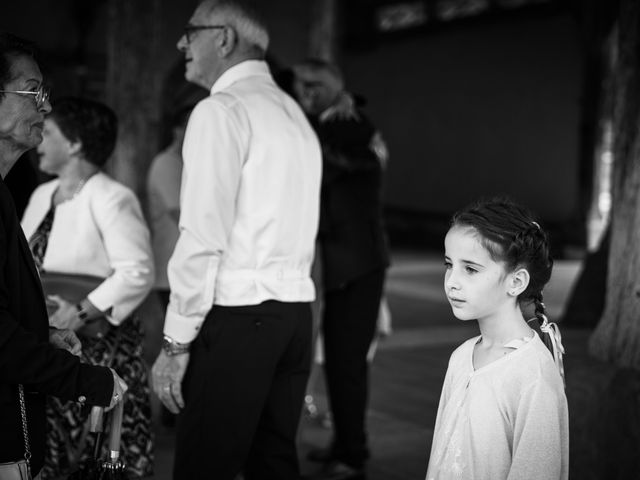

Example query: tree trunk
[589,0,640,368]
[105,0,163,199]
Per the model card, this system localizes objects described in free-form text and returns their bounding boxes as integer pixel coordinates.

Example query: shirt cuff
[163,307,205,344]
[86,292,118,326]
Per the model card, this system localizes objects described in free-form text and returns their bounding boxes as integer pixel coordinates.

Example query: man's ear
[219,25,237,57]
[508,267,530,297]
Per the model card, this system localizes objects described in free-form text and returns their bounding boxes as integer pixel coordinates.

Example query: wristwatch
[162,335,191,356]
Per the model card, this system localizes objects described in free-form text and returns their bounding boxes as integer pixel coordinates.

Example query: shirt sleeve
[163,97,248,343]
[87,187,155,323]
[0,209,113,406]
[508,375,569,480]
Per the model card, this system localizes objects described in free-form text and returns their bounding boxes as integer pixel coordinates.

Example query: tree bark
[589,0,640,368]
[105,0,163,198]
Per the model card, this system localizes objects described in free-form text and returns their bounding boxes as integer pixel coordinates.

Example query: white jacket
[21,172,154,325]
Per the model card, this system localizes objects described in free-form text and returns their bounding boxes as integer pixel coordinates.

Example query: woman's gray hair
[205,0,269,54]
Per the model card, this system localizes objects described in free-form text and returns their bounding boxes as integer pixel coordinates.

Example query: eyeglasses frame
[183,24,226,44]
[0,84,50,109]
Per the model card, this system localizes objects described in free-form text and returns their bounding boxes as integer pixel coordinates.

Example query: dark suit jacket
[0,178,112,473]
[313,111,390,291]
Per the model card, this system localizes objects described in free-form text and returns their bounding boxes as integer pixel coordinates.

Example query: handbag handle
[107,399,124,464]
[18,385,31,465]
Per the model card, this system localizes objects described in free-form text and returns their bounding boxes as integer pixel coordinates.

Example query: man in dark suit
[294,59,390,480]
[0,33,126,477]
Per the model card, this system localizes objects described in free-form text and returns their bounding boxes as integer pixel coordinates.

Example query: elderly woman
[21,97,154,478]
[0,33,125,480]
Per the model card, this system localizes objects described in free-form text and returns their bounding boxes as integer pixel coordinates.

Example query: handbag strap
[18,385,32,465]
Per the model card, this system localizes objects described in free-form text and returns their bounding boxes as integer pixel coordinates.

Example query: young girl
[426,198,568,480]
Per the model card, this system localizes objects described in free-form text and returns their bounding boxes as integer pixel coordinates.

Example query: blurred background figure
[293,59,390,480]
[21,97,155,479]
[146,104,192,428]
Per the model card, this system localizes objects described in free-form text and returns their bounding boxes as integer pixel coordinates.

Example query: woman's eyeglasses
[0,85,50,109]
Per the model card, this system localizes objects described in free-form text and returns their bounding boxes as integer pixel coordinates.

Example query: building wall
[3,2,582,226]
[342,11,582,222]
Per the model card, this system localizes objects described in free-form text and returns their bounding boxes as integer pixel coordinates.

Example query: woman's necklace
[70,177,88,198]
[55,174,92,205]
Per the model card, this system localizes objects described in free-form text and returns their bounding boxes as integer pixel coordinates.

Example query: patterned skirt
[40,316,154,479]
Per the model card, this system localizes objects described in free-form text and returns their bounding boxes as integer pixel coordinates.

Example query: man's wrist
[75,303,89,323]
[162,335,191,356]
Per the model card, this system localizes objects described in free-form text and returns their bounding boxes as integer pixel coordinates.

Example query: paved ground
[145,250,584,479]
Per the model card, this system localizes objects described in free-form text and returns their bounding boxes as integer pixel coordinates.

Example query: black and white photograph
[1,0,637,479]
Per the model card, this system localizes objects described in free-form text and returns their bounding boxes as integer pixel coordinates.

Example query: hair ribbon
[539,313,566,388]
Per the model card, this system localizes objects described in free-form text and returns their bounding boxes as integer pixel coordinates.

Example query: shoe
[303,462,366,480]
[307,446,336,463]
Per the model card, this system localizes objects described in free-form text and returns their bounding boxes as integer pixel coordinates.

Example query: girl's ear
[508,267,530,296]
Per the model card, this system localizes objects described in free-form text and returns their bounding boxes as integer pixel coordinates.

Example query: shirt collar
[210,60,271,95]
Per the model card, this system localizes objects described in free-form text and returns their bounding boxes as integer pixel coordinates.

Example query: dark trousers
[173,301,312,480]
[322,269,386,468]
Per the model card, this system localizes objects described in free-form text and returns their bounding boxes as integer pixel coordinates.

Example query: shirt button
[78,395,86,404]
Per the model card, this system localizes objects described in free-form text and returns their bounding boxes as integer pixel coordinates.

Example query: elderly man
[150,1,321,479]
[0,33,126,479]
[293,59,390,480]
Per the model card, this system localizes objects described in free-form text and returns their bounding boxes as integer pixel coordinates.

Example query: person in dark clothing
[0,32,126,478]
[293,58,390,480]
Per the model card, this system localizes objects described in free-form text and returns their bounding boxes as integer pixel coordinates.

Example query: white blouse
[426,333,568,480]
[21,172,154,325]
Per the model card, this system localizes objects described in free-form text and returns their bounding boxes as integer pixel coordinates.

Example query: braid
[533,292,546,322]
[530,291,556,358]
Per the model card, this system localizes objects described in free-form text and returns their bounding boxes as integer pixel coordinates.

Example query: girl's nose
[445,270,459,292]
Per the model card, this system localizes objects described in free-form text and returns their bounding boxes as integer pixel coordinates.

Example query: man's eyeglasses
[0,85,50,109]
[183,25,225,44]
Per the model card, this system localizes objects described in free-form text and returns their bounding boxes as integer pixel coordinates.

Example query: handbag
[0,386,32,480]
[39,272,111,340]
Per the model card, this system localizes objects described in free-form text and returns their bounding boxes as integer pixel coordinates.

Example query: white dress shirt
[21,172,155,325]
[163,60,322,344]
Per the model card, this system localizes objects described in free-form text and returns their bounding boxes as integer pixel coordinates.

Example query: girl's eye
[465,266,478,274]
[444,261,452,269]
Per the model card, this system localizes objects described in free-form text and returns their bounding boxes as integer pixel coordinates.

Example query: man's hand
[320,91,359,123]
[47,295,84,331]
[152,350,190,414]
[106,368,128,411]
[49,328,82,356]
